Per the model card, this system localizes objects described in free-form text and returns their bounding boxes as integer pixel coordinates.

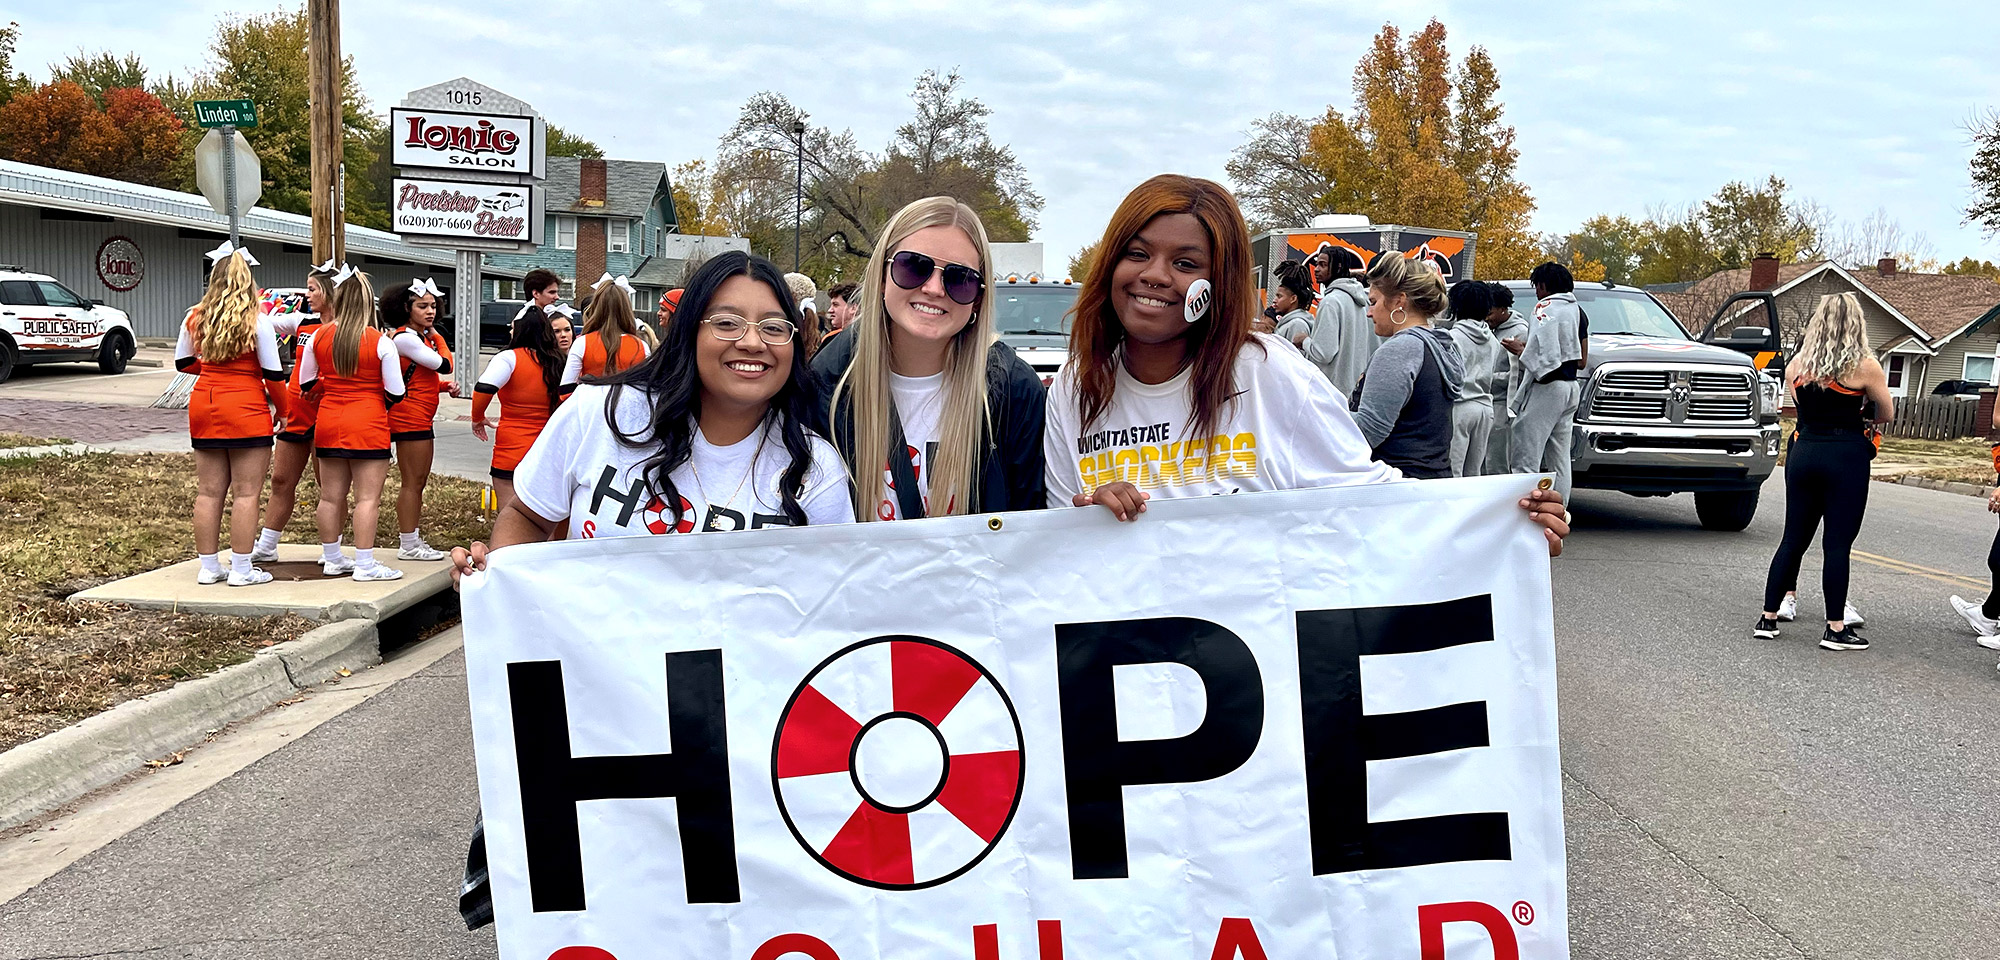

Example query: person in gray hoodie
[1441,280,1502,477]
[1351,254,1462,479]
[1299,244,1377,399]
[1483,282,1529,474]
[1271,259,1318,347]
[1508,262,1588,500]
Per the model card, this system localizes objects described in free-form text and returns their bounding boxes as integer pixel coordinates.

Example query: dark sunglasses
[888,250,984,305]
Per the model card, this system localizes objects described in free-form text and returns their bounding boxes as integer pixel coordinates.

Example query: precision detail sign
[193,99,258,128]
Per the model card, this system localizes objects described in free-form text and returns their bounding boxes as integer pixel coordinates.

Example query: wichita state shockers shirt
[514,383,855,538]
[1043,333,1400,505]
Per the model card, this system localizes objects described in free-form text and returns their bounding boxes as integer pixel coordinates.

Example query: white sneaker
[227,567,273,587]
[250,545,280,563]
[353,563,404,583]
[1776,595,1797,622]
[1950,596,2000,648]
[397,541,446,562]
[197,567,225,585]
[322,555,355,577]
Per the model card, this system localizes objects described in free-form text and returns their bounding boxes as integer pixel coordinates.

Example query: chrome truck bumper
[1570,422,1782,494]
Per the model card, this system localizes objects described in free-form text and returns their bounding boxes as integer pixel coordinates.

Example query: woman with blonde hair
[298,266,408,582]
[177,245,289,585]
[812,196,1047,520]
[560,276,650,396]
[1754,292,1892,650]
[1350,253,1463,479]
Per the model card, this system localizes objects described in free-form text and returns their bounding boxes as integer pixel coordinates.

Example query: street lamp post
[791,119,805,273]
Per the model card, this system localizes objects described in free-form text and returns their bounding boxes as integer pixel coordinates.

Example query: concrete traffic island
[0,546,461,830]
[70,544,452,623]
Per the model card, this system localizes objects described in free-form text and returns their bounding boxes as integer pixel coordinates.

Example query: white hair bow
[332,263,358,287]
[314,257,339,273]
[798,297,817,315]
[205,240,260,267]
[593,273,634,295]
[549,304,579,319]
[410,277,444,299]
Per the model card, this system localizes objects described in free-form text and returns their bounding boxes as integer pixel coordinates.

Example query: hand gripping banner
[462,476,1570,960]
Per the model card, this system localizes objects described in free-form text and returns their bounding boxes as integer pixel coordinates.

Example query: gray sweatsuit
[1508,293,1586,500]
[1301,278,1377,400]
[1442,314,1503,477]
[1484,309,1529,474]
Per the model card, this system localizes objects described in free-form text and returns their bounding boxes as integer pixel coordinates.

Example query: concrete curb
[0,618,380,831]
[1885,475,1996,499]
[0,443,103,459]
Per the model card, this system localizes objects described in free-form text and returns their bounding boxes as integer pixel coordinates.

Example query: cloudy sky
[18,0,2000,270]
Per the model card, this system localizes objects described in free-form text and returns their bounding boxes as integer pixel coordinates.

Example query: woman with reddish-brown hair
[1045,174,1570,554]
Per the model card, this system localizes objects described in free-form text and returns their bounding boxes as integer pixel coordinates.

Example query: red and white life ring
[642,494,695,535]
[772,636,1024,889]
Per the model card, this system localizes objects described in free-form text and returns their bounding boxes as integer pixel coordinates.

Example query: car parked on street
[0,265,137,382]
[1500,280,1786,531]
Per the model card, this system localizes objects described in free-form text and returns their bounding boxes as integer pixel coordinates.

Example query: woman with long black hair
[380,278,457,561]
[1047,174,1568,554]
[472,308,566,512]
[451,251,850,573]
[1753,293,1892,650]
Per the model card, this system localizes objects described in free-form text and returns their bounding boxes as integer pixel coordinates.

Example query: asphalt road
[2,478,1997,959]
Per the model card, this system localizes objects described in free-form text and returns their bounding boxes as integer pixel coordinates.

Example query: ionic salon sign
[96,236,143,291]
[392,178,541,242]
[389,107,537,173]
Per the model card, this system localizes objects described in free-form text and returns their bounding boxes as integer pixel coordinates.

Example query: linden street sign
[193,99,258,129]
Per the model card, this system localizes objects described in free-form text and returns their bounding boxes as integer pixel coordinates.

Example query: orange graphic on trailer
[1285,234,1379,267]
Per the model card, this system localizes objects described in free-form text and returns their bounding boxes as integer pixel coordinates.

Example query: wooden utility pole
[307,0,345,264]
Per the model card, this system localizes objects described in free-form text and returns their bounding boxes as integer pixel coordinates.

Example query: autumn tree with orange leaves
[0,80,185,188]
[1228,20,1539,279]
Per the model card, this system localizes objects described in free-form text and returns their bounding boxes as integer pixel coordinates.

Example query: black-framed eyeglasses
[703,314,797,345]
[888,250,984,305]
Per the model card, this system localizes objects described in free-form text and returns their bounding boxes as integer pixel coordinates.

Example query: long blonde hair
[833,196,998,519]
[1792,292,1872,384]
[193,253,260,359]
[326,270,376,377]
[580,290,640,376]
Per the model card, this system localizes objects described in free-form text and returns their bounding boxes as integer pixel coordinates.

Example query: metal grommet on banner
[1537,477,1553,491]
[987,516,1003,531]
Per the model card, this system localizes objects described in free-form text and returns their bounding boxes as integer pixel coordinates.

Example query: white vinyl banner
[462,477,1569,960]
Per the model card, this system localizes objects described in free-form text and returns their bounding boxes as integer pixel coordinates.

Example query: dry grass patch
[0,451,489,750]
[0,432,69,448]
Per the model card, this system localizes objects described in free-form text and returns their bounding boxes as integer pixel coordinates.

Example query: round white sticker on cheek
[1183,278,1213,324]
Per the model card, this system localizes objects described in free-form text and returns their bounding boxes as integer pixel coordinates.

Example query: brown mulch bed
[0,451,488,751]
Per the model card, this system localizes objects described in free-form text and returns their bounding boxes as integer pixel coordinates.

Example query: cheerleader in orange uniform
[559,275,651,397]
[381,278,458,561]
[178,243,289,586]
[472,307,565,511]
[298,266,408,582]
[252,263,335,563]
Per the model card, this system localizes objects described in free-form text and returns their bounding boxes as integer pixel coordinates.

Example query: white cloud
[10,0,2000,266]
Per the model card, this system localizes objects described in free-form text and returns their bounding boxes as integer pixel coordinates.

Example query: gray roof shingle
[543,157,670,220]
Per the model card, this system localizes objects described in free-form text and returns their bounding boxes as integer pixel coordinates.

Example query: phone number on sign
[394,211,526,238]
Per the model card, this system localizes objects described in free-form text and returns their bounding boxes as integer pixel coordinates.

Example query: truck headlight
[1757,376,1783,417]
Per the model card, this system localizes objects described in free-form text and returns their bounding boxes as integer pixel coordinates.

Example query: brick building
[483,157,682,320]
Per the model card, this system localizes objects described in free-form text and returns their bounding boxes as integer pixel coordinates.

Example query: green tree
[1067,241,1100,283]
[1700,175,1814,269]
[1226,20,1537,279]
[1942,257,2000,281]
[1967,108,2000,236]
[1547,214,1647,283]
[0,23,32,109]
[49,50,147,106]
[547,123,602,158]
[180,7,387,229]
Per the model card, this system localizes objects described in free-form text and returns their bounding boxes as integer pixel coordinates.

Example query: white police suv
[0,265,137,382]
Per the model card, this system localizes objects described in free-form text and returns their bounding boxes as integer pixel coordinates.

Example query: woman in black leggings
[1948,405,2000,660]
[1754,293,1894,650]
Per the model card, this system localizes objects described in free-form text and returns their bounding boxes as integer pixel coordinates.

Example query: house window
[557,281,576,302]
[654,226,662,252]
[1965,354,1996,386]
[1886,355,1906,397]
[631,288,646,312]
[609,219,629,253]
[556,215,577,250]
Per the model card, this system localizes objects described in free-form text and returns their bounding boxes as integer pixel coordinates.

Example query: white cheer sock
[231,553,252,575]
[399,530,421,550]
[256,528,282,553]
[356,547,376,567]
[321,542,343,563]
[198,553,222,575]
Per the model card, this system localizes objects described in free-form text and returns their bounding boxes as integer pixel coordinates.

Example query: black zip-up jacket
[811,333,1048,516]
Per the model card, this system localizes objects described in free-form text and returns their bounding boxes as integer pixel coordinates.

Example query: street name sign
[193,99,258,129]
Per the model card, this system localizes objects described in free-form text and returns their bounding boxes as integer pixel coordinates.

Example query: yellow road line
[1852,549,1990,590]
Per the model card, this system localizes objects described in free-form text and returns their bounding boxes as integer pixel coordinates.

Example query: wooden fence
[1883,396,1982,440]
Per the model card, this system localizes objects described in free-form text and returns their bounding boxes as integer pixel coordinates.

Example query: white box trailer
[1251,222,1476,295]
[989,242,1044,279]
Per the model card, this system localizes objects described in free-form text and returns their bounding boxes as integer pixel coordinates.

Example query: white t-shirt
[1043,332,1401,506]
[876,371,946,521]
[515,383,854,538]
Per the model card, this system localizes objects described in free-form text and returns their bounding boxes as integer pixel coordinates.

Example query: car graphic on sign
[481,191,526,213]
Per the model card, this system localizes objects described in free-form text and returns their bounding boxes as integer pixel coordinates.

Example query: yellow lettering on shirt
[1077,431,1260,494]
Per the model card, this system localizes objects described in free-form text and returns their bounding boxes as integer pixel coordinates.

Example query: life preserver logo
[96,236,143,292]
[642,494,696,535]
[772,636,1024,890]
